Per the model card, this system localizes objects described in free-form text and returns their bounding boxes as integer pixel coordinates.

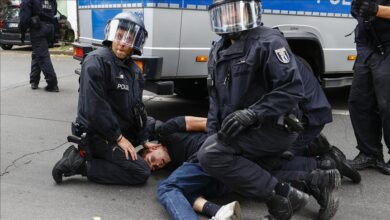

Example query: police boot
[374,157,390,175]
[347,152,378,170]
[45,84,59,92]
[325,146,361,183]
[305,169,341,220]
[52,145,86,184]
[262,183,309,220]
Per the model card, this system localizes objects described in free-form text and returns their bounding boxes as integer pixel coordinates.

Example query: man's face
[143,146,171,171]
[111,29,134,59]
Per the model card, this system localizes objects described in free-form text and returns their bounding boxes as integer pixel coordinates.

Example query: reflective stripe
[78,0,354,16]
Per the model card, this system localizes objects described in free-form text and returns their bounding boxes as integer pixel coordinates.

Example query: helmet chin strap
[221,32,242,41]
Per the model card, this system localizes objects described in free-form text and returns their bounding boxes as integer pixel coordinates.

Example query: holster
[30,16,41,29]
[277,113,304,133]
[133,103,148,131]
[69,122,91,161]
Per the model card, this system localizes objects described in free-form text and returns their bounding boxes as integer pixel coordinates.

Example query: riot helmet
[103,12,148,55]
[208,0,262,38]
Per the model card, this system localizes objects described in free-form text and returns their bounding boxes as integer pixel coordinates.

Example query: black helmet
[209,0,262,37]
[103,12,148,55]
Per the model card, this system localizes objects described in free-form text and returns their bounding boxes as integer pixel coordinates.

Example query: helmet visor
[209,0,262,34]
[105,19,147,51]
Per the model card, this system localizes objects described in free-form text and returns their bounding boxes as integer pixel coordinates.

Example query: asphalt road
[1,48,389,220]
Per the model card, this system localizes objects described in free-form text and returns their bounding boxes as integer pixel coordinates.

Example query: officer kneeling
[52,12,151,185]
[197,0,316,219]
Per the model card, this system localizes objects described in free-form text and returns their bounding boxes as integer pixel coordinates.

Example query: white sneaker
[211,201,241,220]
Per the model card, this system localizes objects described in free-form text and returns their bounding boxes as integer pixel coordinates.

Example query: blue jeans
[157,158,316,220]
[157,162,230,220]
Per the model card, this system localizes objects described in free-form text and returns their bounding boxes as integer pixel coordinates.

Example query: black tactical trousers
[29,23,57,86]
[197,123,298,199]
[86,135,150,185]
[349,47,390,157]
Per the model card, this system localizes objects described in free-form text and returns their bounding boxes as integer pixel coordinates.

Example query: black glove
[218,109,257,142]
[359,0,379,17]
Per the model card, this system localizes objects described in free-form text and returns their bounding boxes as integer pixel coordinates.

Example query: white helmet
[209,0,262,36]
[103,12,148,55]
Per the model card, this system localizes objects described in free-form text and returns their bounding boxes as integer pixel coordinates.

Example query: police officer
[51,12,152,185]
[197,1,317,219]
[19,0,59,92]
[348,0,390,174]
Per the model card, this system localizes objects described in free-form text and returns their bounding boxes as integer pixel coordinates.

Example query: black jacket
[19,0,57,34]
[296,58,332,126]
[207,26,304,135]
[76,47,146,144]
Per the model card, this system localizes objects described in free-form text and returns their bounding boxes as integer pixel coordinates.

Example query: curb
[49,50,73,56]
[49,43,73,56]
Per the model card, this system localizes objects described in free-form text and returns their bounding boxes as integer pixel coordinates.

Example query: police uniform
[289,57,333,156]
[197,26,305,199]
[349,0,390,168]
[19,0,58,89]
[76,47,150,185]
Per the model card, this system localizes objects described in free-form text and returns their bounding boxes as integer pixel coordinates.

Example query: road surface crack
[0,141,68,177]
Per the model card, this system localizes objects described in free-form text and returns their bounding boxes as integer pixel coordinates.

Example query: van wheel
[64,29,75,42]
[1,44,13,50]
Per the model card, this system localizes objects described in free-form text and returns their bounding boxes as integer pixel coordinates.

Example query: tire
[0,44,13,50]
[64,29,75,42]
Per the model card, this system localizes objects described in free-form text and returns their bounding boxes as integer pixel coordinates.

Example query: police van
[73,0,357,98]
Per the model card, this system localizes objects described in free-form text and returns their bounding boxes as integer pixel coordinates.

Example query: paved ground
[1,49,390,220]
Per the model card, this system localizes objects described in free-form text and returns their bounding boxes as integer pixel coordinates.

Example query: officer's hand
[117,135,137,160]
[21,32,25,43]
[359,0,379,17]
[218,109,257,142]
[143,141,161,150]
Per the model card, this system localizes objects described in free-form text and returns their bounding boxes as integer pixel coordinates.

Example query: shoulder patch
[274,47,290,64]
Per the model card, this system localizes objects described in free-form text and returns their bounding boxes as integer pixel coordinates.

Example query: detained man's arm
[185,116,207,132]
[377,5,390,19]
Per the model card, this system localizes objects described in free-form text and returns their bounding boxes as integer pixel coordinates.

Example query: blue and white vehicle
[73,0,357,98]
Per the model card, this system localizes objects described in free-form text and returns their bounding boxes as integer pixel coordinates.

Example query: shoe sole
[217,201,241,220]
[318,169,341,220]
[232,201,241,220]
[376,164,390,175]
[52,146,77,184]
[331,147,361,183]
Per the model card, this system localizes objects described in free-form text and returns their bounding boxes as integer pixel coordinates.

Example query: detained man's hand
[117,136,138,160]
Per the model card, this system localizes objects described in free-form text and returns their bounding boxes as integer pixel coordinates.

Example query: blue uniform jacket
[207,26,304,135]
[296,58,332,126]
[19,0,57,34]
[76,47,146,144]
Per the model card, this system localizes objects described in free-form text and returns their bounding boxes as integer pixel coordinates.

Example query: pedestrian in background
[19,0,59,92]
